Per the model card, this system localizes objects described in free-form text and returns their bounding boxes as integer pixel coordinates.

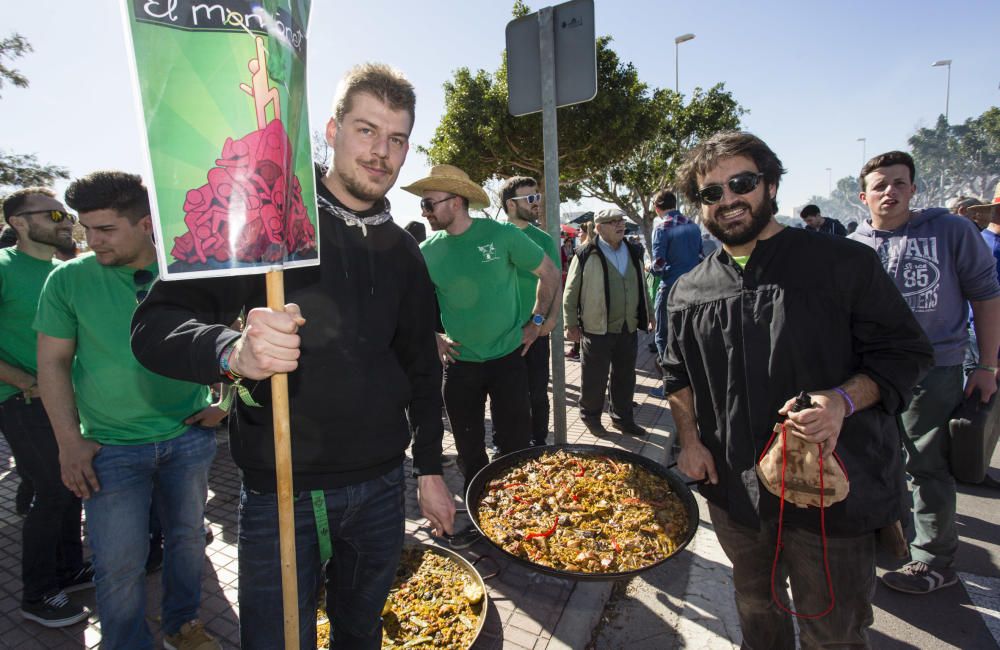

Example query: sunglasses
[15,209,77,224]
[510,193,542,205]
[696,172,765,205]
[134,269,155,303]
[419,195,456,212]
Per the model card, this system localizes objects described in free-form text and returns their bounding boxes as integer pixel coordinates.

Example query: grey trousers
[709,503,876,650]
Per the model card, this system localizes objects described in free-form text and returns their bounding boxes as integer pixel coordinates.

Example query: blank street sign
[506,0,597,117]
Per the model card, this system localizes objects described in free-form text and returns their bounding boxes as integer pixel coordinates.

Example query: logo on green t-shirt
[478,243,499,262]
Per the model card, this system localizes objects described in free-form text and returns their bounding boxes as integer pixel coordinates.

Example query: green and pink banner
[121,0,318,279]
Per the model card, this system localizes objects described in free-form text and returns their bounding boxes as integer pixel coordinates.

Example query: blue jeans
[238,465,405,650]
[84,425,216,650]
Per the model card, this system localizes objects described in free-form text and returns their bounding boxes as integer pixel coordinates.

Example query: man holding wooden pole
[132,63,455,649]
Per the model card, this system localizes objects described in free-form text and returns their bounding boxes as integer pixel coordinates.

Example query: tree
[0,33,69,199]
[578,83,745,247]
[422,36,657,219]
[908,109,1000,206]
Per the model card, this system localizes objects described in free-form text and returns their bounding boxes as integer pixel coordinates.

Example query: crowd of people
[1,60,999,650]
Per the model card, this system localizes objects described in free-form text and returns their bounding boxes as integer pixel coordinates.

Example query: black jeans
[579,329,638,424]
[0,397,84,601]
[709,504,876,649]
[524,335,550,444]
[444,349,531,493]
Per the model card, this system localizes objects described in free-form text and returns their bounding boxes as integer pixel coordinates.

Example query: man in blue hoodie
[850,151,1000,594]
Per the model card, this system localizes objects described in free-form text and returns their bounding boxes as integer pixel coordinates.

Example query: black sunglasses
[510,193,542,205]
[134,269,155,303]
[15,209,77,224]
[420,195,457,212]
[696,172,764,205]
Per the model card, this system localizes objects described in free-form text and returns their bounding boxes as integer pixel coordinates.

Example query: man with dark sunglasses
[664,131,933,648]
[407,164,560,548]
[0,187,92,628]
[34,171,224,649]
[499,175,561,447]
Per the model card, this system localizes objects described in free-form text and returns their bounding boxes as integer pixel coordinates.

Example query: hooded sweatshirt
[131,167,445,491]
[849,208,1000,366]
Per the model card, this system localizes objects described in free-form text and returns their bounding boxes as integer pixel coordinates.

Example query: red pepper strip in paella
[524,516,559,540]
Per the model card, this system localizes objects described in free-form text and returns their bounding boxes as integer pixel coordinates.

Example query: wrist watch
[531,314,545,327]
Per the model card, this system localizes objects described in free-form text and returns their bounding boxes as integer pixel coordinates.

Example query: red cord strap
[769,421,836,619]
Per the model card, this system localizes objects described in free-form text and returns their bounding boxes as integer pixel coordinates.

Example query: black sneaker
[881,561,958,594]
[611,420,648,436]
[21,591,89,628]
[443,526,482,550]
[581,416,608,437]
[59,562,95,594]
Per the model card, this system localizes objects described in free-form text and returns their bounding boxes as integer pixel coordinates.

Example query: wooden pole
[265,269,299,649]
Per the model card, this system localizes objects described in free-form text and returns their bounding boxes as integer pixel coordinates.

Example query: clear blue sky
[4,0,999,224]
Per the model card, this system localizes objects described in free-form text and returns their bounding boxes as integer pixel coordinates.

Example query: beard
[335,158,396,205]
[703,195,773,246]
[27,221,72,248]
[516,203,539,224]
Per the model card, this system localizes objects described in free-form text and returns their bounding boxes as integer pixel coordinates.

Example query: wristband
[219,341,242,381]
[973,365,998,373]
[832,387,855,417]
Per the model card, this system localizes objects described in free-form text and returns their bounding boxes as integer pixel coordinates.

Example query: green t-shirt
[511,223,561,325]
[33,253,210,445]
[421,218,545,362]
[0,248,60,403]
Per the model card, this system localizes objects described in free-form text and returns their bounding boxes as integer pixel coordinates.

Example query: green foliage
[0,33,69,196]
[422,36,656,206]
[908,110,1000,206]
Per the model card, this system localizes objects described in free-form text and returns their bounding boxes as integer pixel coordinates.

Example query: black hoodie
[131,168,444,491]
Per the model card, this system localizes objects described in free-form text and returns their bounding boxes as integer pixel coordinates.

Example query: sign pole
[265,269,299,648]
[538,7,567,445]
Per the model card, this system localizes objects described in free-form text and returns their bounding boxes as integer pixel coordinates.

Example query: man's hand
[779,390,847,458]
[521,323,541,356]
[436,333,459,365]
[965,367,998,403]
[648,317,656,334]
[230,304,306,380]
[59,437,102,499]
[565,325,582,343]
[185,405,228,428]
[677,439,718,485]
[417,475,456,537]
[22,383,40,399]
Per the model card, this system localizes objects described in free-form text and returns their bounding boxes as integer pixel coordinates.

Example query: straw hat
[967,182,1000,217]
[401,164,490,210]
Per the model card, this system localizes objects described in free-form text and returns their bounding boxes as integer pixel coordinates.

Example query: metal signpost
[506,0,596,444]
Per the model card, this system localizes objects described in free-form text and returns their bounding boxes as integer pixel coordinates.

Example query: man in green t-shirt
[35,172,223,650]
[499,176,561,447]
[405,165,560,548]
[0,187,92,628]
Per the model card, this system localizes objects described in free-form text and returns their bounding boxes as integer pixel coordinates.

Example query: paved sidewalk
[0,332,685,649]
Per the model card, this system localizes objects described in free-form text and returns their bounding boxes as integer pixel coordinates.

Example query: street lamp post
[857,137,867,167]
[674,33,695,94]
[932,59,952,123]
[825,167,832,195]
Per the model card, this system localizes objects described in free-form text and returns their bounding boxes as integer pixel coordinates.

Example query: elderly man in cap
[407,165,561,548]
[563,208,653,437]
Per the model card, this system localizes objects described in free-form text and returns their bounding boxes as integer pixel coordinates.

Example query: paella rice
[477,450,688,573]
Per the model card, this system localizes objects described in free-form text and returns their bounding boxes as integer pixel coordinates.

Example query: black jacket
[131,173,444,492]
[663,227,933,534]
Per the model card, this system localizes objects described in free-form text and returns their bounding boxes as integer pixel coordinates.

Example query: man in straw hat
[850,152,1000,595]
[132,63,456,648]
[665,132,932,647]
[405,164,560,548]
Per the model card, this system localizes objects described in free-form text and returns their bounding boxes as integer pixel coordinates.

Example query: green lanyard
[311,490,332,563]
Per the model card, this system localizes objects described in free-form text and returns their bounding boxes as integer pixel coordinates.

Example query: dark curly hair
[677,131,785,214]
